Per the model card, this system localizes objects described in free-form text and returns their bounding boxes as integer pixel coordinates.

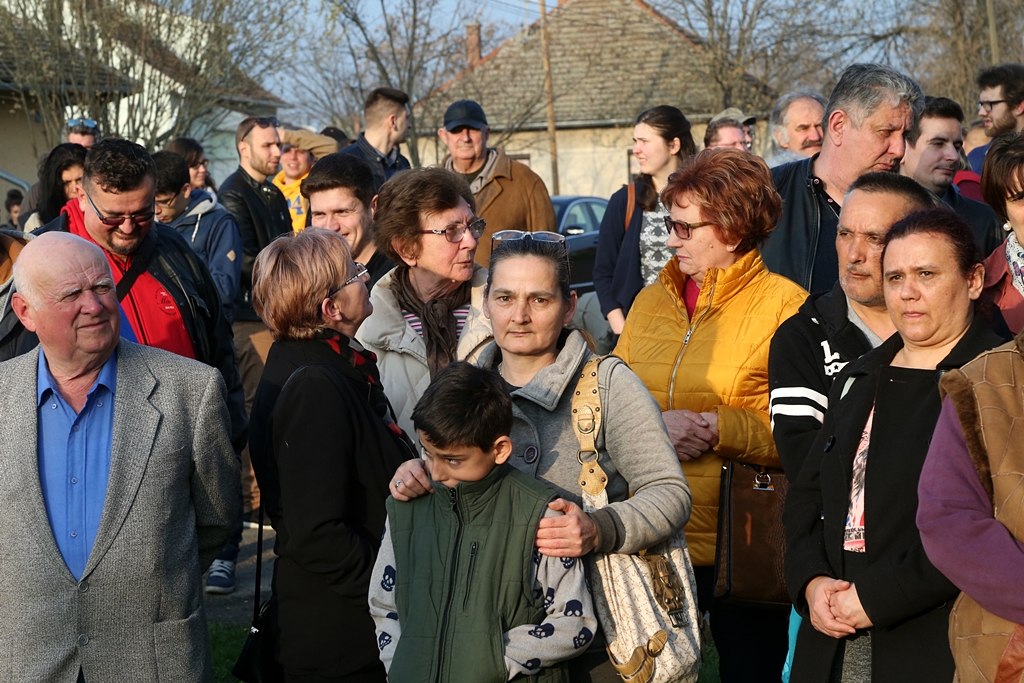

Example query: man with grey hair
[766,90,827,167]
[761,63,924,292]
[0,231,239,682]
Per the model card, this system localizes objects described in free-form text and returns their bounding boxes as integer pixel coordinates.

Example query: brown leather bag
[713,462,791,606]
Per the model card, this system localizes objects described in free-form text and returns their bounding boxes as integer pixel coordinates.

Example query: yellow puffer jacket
[615,249,806,566]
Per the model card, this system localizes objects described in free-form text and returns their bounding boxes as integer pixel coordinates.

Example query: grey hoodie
[477,330,692,554]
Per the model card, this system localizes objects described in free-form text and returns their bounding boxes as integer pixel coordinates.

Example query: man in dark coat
[338,87,412,192]
[900,96,1004,257]
[763,64,924,292]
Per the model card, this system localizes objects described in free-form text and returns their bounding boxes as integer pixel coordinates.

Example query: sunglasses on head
[66,118,99,130]
[239,116,279,140]
[491,230,572,274]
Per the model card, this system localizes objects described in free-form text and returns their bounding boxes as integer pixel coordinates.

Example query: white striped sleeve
[769,387,829,428]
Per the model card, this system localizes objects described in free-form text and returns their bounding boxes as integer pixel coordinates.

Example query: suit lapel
[1,348,75,578]
[84,343,160,577]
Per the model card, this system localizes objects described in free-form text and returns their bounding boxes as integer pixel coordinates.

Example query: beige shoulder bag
[572,356,703,683]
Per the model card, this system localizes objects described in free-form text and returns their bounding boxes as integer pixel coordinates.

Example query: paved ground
[203,525,276,626]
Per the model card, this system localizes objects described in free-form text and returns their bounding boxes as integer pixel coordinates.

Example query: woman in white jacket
[357,168,493,436]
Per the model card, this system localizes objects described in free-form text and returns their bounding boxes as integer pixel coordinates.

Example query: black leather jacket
[219,167,291,322]
[761,156,821,291]
[0,217,248,451]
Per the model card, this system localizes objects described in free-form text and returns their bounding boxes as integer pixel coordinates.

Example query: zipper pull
[464,542,479,610]
[448,487,458,509]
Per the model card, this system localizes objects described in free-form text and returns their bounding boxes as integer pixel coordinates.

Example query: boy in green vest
[368,362,596,683]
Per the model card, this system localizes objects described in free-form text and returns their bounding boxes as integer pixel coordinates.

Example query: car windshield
[551,198,572,228]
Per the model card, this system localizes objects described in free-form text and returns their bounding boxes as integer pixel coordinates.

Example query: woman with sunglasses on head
[248,228,417,683]
[357,167,494,437]
[593,105,696,337]
[615,148,807,683]
[388,229,692,681]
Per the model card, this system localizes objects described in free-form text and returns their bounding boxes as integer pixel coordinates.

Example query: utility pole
[986,0,1000,64]
[538,0,559,196]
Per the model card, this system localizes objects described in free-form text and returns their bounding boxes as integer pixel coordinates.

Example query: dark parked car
[552,196,607,294]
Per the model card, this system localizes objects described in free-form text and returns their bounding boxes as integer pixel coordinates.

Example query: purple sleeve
[917,396,1024,624]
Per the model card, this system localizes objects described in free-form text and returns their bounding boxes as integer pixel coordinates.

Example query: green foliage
[208,622,249,683]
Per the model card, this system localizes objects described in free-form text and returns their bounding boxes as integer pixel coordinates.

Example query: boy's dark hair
[300,152,375,208]
[84,138,156,193]
[412,361,512,452]
[152,151,191,196]
[5,188,23,213]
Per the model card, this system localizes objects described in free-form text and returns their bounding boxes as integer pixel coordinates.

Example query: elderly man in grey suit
[0,231,240,682]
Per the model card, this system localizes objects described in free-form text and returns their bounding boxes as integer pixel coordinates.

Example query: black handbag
[713,462,791,606]
[231,506,284,682]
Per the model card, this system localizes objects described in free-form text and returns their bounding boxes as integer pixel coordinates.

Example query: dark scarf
[391,265,473,378]
[314,328,417,457]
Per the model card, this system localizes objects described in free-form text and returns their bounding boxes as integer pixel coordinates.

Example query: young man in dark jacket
[338,87,412,192]
[153,151,242,323]
[219,115,292,548]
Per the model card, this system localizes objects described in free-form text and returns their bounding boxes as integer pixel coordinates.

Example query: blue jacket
[593,182,644,317]
[166,189,243,324]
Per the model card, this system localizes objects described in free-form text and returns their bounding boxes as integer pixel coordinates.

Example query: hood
[168,189,218,229]
[477,329,590,412]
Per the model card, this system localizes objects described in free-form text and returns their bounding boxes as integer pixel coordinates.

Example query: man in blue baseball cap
[437,100,555,266]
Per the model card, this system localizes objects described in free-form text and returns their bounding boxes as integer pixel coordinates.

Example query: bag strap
[250,505,265,627]
[116,230,159,301]
[624,182,636,232]
[571,356,610,498]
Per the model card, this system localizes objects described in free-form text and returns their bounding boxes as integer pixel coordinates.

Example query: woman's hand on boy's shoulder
[390,459,433,501]
[536,499,599,558]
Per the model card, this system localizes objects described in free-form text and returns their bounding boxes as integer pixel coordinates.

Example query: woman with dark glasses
[615,148,807,683]
[387,230,692,680]
[357,167,494,437]
[248,228,416,683]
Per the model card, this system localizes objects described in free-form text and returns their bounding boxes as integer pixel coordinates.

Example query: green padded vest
[386,462,569,683]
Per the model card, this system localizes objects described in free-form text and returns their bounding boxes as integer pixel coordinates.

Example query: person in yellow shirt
[272,128,339,231]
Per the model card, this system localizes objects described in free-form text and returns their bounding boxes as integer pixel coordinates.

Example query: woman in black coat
[783,208,1002,683]
[248,229,416,683]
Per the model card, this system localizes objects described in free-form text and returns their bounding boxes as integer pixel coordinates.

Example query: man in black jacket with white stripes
[767,173,938,478]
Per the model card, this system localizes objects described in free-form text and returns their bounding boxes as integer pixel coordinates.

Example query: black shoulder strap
[116,230,159,301]
[251,505,265,625]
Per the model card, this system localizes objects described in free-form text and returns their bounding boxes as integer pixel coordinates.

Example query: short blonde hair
[252,229,356,341]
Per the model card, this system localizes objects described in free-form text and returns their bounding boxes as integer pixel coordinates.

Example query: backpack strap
[624,182,636,232]
[571,356,610,497]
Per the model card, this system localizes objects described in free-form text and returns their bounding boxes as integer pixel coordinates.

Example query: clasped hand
[804,576,873,638]
[663,409,719,462]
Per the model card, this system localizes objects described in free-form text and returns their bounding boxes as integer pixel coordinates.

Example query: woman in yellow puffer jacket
[615,148,806,683]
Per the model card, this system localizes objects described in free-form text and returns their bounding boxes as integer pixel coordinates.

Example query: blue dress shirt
[37,349,117,580]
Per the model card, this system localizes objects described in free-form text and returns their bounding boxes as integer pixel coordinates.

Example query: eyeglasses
[326,262,369,299]
[978,100,1007,113]
[664,216,713,240]
[83,191,155,227]
[66,118,99,130]
[192,159,210,169]
[238,116,279,141]
[154,193,180,208]
[421,218,486,243]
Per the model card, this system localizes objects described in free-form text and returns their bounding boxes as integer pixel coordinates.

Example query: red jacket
[983,237,1024,336]
[62,200,196,359]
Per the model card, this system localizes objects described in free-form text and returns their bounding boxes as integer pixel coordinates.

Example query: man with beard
[967,64,1024,174]
[762,64,924,292]
[900,96,1003,257]
[766,90,827,167]
[218,116,292,590]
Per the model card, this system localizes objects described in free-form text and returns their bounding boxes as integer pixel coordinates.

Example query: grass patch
[698,642,721,683]
[209,622,249,683]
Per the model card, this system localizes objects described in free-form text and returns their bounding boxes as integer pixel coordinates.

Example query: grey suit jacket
[0,341,240,683]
